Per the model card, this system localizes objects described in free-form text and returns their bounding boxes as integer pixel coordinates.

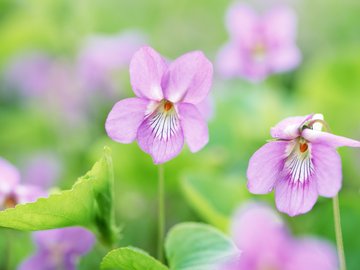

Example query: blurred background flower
[0,157,48,210]
[77,30,147,97]
[220,203,338,270]
[19,227,95,270]
[0,0,360,269]
[216,3,300,81]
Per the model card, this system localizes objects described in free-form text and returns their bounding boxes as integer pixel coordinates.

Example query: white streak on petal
[147,101,180,141]
[284,139,314,183]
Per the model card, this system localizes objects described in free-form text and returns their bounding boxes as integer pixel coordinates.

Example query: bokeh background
[1,0,360,269]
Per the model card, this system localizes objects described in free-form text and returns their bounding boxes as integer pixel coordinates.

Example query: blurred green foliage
[0,0,360,269]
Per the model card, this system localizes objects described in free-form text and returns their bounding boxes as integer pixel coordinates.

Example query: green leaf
[101,247,168,270]
[181,173,249,231]
[0,146,118,246]
[165,222,237,270]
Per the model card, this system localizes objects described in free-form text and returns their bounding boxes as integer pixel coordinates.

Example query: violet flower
[19,227,95,270]
[220,203,338,270]
[5,53,88,125]
[77,30,147,95]
[21,153,61,189]
[0,157,46,210]
[4,52,53,97]
[217,3,301,81]
[247,114,360,216]
[106,46,213,164]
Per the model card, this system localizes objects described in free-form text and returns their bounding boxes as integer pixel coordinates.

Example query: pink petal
[136,116,184,164]
[275,178,318,216]
[240,58,269,82]
[270,114,312,140]
[163,51,213,104]
[231,203,292,269]
[216,43,243,78]
[14,185,47,204]
[18,252,49,270]
[288,238,338,270]
[129,46,167,100]
[311,144,342,197]
[105,98,149,143]
[0,158,20,194]
[231,203,286,250]
[263,6,297,44]
[226,3,258,46]
[247,141,288,194]
[269,45,301,73]
[302,129,360,148]
[196,96,214,121]
[178,103,209,153]
[34,227,95,255]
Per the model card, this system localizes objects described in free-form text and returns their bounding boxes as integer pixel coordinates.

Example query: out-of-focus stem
[333,194,346,270]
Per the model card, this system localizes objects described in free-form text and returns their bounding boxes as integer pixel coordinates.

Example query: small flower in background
[4,52,53,97]
[219,203,338,270]
[77,30,147,96]
[217,3,301,81]
[4,53,89,126]
[19,227,95,270]
[21,152,61,189]
[0,157,46,210]
[106,46,213,164]
[247,114,360,216]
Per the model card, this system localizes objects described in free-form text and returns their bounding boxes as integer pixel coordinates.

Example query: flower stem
[157,164,165,262]
[332,195,346,270]
[5,229,12,270]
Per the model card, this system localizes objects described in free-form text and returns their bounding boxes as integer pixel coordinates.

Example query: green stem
[157,164,165,262]
[5,229,12,270]
[333,195,346,270]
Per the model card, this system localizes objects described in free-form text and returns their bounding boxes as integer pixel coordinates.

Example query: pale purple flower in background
[219,203,338,270]
[42,60,88,125]
[0,157,46,210]
[106,46,213,164]
[247,114,360,216]
[21,153,61,189]
[77,30,147,95]
[19,227,95,270]
[4,53,88,125]
[4,52,53,97]
[217,3,301,81]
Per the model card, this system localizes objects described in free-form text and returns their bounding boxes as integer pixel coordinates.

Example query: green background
[0,0,360,269]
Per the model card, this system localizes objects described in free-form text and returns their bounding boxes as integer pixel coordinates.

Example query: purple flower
[5,53,88,125]
[77,30,147,95]
[21,153,61,189]
[247,114,360,216]
[105,46,213,164]
[4,52,53,97]
[19,227,95,270]
[220,203,338,270]
[217,3,301,81]
[0,157,46,210]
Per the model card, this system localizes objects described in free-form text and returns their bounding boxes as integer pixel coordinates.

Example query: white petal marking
[284,139,314,183]
[147,100,180,141]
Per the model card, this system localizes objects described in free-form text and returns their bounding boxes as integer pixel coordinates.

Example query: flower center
[147,99,179,141]
[163,100,173,111]
[3,194,17,209]
[299,142,308,153]
[285,138,314,183]
[251,42,267,62]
